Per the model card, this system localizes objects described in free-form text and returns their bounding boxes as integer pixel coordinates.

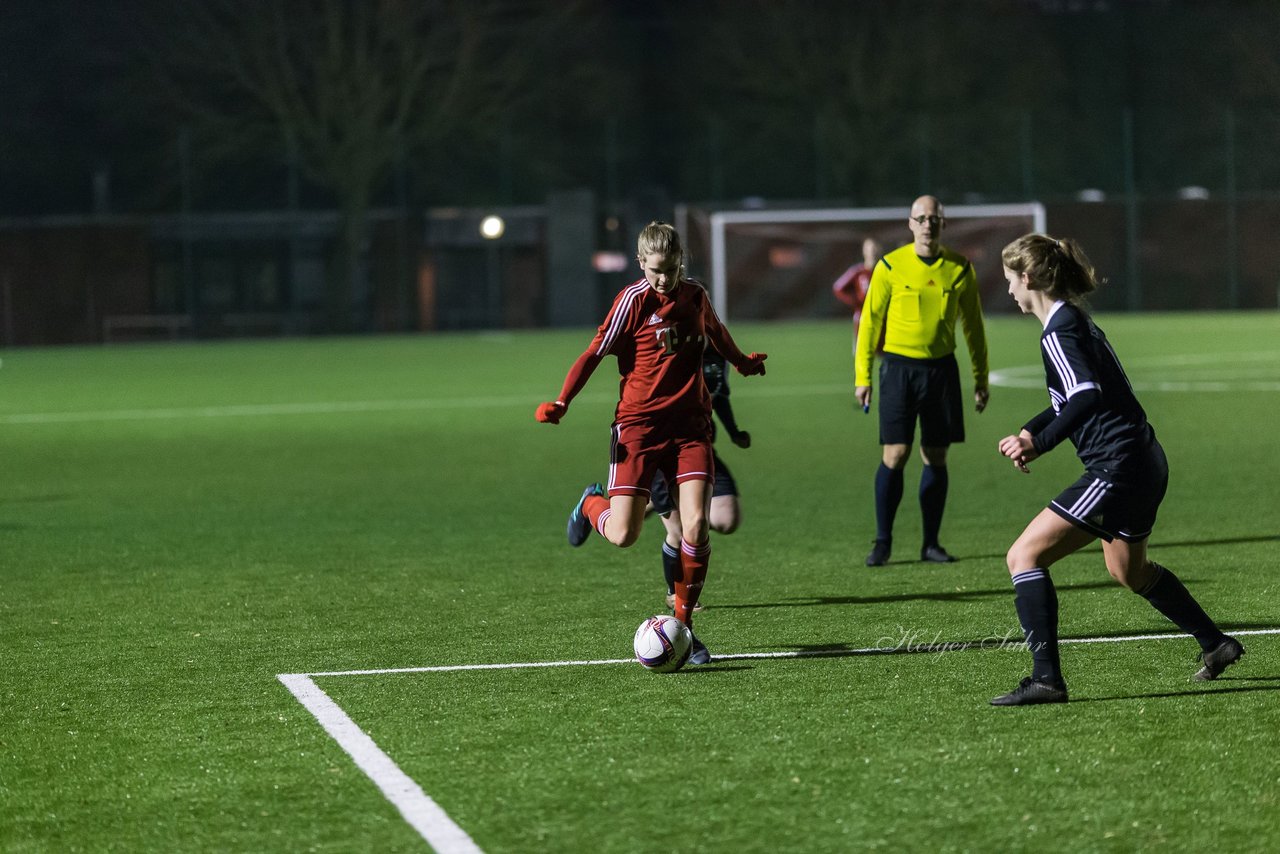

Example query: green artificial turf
[2,313,1278,852]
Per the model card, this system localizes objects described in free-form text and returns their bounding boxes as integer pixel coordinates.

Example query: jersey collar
[1043,300,1067,329]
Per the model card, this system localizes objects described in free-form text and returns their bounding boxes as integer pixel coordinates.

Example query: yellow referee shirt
[854,243,989,388]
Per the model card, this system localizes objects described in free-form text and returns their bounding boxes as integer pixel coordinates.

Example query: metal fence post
[1225,108,1240,310]
[1122,108,1141,311]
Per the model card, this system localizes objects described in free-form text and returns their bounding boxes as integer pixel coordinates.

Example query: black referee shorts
[877,353,965,446]
[1049,442,1169,543]
[650,452,737,516]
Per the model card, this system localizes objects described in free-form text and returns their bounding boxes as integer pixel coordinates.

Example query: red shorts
[607,414,713,498]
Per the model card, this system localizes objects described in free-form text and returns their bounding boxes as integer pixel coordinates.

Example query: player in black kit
[990,234,1244,706]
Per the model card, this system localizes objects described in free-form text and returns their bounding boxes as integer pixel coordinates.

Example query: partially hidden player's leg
[868,442,910,566]
[918,444,953,562]
[649,472,688,610]
[708,454,741,535]
[991,508,1094,706]
[1104,538,1244,680]
[658,507,689,610]
[659,506,703,613]
[708,494,740,535]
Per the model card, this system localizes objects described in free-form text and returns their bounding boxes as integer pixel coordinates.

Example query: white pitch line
[990,349,1280,392]
[0,395,559,425]
[990,372,1280,393]
[9,344,1280,426]
[0,384,852,425]
[292,626,1280,678]
[278,673,482,854]
[281,626,1275,851]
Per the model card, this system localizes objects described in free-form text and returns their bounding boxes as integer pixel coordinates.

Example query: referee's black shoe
[991,676,1069,706]
[865,540,891,567]
[1194,636,1245,681]
[920,544,957,563]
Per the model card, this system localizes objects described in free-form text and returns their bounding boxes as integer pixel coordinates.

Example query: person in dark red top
[832,236,882,327]
[832,236,883,355]
[536,221,767,664]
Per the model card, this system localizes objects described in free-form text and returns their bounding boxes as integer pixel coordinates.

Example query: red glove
[737,352,768,376]
[535,400,567,424]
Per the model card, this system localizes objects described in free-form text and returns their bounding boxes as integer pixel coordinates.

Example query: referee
[854,196,989,567]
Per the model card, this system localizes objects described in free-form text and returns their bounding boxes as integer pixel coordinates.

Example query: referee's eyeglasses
[911,215,944,226]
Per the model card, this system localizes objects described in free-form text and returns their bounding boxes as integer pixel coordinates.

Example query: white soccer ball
[633,614,692,673]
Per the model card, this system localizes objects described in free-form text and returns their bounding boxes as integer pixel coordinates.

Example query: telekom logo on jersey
[654,323,706,356]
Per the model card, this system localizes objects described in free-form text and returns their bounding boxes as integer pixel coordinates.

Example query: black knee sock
[1012,569,1062,684]
[874,463,904,543]
[661,541,680,595]
[919,464,948,548]
[1138,563,1226,652]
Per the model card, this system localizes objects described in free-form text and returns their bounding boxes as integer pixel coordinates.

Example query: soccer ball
[633,614,692,673]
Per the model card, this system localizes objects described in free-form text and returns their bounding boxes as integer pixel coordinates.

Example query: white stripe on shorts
[1067,478,1110,519]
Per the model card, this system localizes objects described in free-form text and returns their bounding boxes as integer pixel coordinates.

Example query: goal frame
[702,203,1047,321]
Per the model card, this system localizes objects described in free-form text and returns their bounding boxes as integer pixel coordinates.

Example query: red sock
[674,538,710,626]
[584,495,610,537]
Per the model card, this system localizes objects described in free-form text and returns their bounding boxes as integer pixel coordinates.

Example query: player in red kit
[832,236,882,327]
[536,221,767,664]
[833,236,883,354]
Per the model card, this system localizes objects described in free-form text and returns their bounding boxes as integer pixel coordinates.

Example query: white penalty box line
[278,627,1278,853]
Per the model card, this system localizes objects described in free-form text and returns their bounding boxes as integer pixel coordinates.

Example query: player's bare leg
[567,486,645,548]
[1006,509,1095,577]
[676,478,711,543]
[598,494,647,547]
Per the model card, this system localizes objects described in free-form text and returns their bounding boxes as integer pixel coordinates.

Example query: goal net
[678,203,1046,322]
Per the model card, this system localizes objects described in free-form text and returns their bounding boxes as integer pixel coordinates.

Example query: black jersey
[1033,302,1155,473]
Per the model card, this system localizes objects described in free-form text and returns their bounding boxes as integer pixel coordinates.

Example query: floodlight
[480,215,505,239]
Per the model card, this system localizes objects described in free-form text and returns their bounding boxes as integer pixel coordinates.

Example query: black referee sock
[1011,569,1062,684]
[661,541,680,595]
[919,464,948,548]
[874,463,904,543]
[1137,562,1227,652]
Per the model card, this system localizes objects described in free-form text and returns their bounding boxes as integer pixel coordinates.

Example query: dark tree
[131,0,579,330]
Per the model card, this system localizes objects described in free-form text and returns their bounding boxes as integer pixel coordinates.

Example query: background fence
[2,104,1279,346]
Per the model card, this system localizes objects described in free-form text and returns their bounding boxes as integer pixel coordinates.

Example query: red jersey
[556,278,750,423]
[833,263,874,324]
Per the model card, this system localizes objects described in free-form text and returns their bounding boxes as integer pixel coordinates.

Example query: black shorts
[1048,442,1169,543]
[877,353,965,446]
[650,452,737,516]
